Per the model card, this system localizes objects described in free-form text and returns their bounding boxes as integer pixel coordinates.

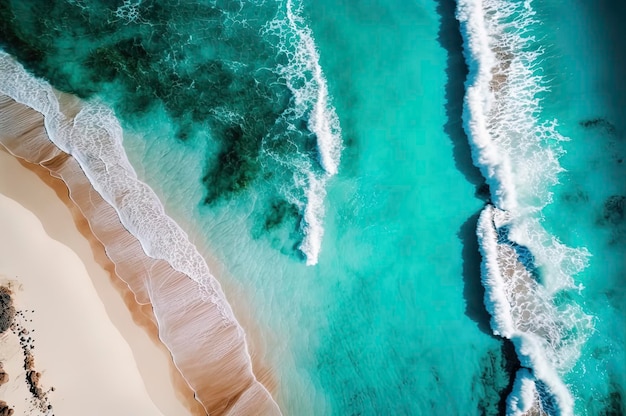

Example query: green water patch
[250,197,304,257]
[202,123,263,203]
[582,376,626,416]
[601,379,625,416]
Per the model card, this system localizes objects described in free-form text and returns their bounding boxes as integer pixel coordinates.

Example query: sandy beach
[0,149,203,415]
[0,54,280,415]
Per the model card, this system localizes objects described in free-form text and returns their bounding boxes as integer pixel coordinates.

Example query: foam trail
[507,369,540,416]
[266,0,342,265]
[456,0,593,414]
[299,170,327,265]
[284,0,342,177]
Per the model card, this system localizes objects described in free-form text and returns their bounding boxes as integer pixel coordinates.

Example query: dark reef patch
[202,124,262,204]
[497,340,521,415]
[263,199,300,232]
[599,380,625,416]
[596,195,626,245]
[561,187,590,204]
[250,197,304,258]
[0,0,287,167]
[473,341,520,416]
[602,195,626,225]
[579,117,617,136]
[578,116,626,172]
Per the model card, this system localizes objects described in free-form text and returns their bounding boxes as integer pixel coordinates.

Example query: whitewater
[457,0,593,414]
[266,0,343,265]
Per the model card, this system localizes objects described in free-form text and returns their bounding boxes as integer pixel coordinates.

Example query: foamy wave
[457,0,567,213]
[298,171,327,265]
[457,0,593,413]
[264,0,342,265]
[283,0,342,177]
[0,50,234,322]
[477,206,592,415]
[507,368,540,416]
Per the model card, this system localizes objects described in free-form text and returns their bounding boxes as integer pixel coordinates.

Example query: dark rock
[0,400,14,416]
[26,370,44,399]
[0,286,16,333]
[476,182,491,201]
[0,363,8,386]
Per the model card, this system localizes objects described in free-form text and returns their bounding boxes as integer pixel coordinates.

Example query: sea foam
[477,206,587,415]
[264,0,342,265]
[457,0,593,414]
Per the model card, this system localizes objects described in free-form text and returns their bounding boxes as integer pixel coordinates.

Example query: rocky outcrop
[0,286,15,333]
[0,363,8,386]
[0,400,15,416]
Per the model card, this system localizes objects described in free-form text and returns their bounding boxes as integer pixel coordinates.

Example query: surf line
[268,0,343,266]
[456,0,592,415]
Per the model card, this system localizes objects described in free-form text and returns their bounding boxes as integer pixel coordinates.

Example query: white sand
[0,150,195,416]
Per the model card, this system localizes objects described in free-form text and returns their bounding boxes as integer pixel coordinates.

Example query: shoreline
[0,149,200,415]
[0,148,206,415]
[0,86,280,415]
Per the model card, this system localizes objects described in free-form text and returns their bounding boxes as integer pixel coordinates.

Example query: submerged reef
[602,195,626,225]
[579,117,617,136]
[0,0,292,200]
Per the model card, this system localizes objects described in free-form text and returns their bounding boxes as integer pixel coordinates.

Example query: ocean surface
[0,0,624,415]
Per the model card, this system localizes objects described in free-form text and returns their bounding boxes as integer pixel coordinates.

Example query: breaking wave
[456,0,593,414]
[263,0,342,265]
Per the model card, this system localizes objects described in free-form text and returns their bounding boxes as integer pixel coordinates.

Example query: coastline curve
[0,52,281,416]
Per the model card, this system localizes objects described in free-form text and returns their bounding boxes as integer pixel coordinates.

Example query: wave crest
[263,0,342,265]
[457,0,593,414]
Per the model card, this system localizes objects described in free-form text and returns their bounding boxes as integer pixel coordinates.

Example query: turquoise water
[1,0,624,415]
[534,1,626,414]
